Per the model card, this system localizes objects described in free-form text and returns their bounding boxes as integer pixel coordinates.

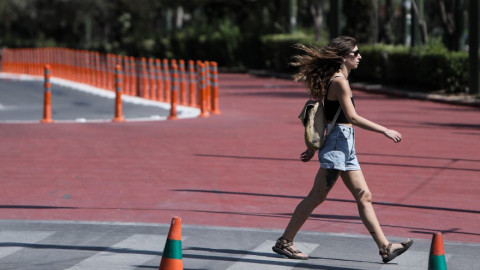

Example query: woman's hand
[384,129,402,143]
[300,148,316,162]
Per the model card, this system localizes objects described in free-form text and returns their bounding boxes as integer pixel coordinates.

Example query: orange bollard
[112,65,125,122]
[107,54,114,90]
[155,59,164,101]
[210,62,221,114]
[90,52,96,87]
[140,57,149,99]
[95,52,102,88]
[116,55,122,89]
[196,60,203,108]
[198,63,209,118]
[163,59,171,102]
[148,58,156,100]
[129,56,137,96]
[179,60,187,105]
[188,60,196,107]
[158,217,183,270]
[122,56,130,95]
[41,65,54,123]
[204,61,211,111]
[168,63,179,120]
[94,52,100,88]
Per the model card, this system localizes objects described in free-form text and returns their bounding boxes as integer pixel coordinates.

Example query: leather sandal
[272,237,308,260]
[379,239,414,263]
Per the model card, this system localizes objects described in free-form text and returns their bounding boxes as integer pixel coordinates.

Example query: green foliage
[342,0,375,43]
[260,33,318,72]
[0,0,470,93]
[169,18,242,66]
[350,43,468,93]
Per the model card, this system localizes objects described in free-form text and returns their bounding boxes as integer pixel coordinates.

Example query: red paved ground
[1,73,479,244]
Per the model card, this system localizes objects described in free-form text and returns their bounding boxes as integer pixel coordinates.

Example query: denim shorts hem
[344,165,361,171]
[320,163,346,171]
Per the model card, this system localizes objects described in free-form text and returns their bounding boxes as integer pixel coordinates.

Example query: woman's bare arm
[333,79,402,143]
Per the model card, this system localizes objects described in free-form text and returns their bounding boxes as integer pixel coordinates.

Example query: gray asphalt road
[0,220,478,270]
[0,78,180,122]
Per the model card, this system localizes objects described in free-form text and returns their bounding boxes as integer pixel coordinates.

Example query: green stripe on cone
[428,255,447,270]
[163,239,182,260]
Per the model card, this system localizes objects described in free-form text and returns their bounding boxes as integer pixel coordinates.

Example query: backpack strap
[324,75,343,100]
[325,106,341,136]
[324,75,343,136]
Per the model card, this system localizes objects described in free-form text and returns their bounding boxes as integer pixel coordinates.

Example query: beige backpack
[298,100,341,150]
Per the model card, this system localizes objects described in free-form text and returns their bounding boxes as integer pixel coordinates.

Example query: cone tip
[431,232,445,256]
[167,216,182,241]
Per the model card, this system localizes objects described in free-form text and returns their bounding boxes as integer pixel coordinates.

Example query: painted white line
[226,240,319,270]
[0,231,55,259]
[65,235,188,270]
[65,234,165,270]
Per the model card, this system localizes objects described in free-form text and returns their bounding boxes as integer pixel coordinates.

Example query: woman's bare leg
[341,170,405,252]
[281,168,340,241]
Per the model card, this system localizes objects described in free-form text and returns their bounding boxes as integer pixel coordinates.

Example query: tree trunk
[411,0,428,44]
[308,0,325,42]
[382,0,394,44]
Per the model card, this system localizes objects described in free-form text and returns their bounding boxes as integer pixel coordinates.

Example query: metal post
[329,0,342,38]
[289,0,297,33]
[404,0,412,46]
[469,0,479,95]
[410,0,419,46]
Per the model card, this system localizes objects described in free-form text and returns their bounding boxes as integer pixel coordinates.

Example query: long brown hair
[290,36,357,100]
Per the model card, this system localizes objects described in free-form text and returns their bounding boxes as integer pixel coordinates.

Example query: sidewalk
[2,219,479,270]
[351,82,480,108]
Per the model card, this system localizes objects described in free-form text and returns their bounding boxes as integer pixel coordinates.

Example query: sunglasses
[350,50,360,57]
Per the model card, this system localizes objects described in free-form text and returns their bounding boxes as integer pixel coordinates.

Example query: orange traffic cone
[428,232,447,270]
[159,217,183,270]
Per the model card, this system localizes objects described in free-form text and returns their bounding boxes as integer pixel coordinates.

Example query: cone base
[159,258,183,270]
[428,255,447,270]
[112,117,125,122]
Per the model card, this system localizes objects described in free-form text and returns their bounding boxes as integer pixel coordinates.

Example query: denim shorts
[318,124,361,171]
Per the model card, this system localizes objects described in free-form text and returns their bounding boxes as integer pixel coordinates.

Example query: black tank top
[324,76,355,124]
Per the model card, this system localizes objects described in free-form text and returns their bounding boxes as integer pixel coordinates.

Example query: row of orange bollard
[2,48,220,122]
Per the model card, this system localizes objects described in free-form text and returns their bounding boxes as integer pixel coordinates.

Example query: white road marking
[0,231,54,259]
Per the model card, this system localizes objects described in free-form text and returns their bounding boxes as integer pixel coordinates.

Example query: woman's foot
[272,237,309,260]
[379,239,414,263]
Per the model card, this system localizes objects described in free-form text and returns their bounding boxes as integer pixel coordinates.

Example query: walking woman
[272,36,413,263]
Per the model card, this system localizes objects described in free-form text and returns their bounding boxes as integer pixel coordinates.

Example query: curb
[0,72,201,121]
[246,69,480,108]
[351,82,480,108]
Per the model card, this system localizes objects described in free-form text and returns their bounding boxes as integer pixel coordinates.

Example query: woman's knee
[356,189,373,205]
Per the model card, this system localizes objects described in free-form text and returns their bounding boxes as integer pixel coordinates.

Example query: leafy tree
[341,0,375,43]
